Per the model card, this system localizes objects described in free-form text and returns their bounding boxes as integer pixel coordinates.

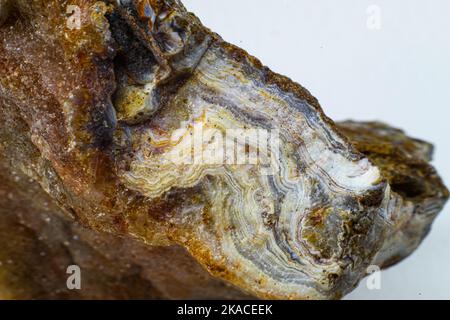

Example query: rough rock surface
[0,0,448,299]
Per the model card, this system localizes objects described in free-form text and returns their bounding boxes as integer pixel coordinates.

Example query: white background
[183,0,450,299]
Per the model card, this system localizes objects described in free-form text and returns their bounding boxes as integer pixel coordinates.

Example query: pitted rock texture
[0,0,447,300]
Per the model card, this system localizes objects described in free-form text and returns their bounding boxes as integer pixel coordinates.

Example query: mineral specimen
[0,0,447,300]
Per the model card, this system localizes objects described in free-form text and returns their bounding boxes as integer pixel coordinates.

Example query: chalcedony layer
[0,0,447,299]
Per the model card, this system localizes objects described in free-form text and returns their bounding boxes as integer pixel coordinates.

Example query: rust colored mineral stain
[137,0,156,30]
[0,0,448,300]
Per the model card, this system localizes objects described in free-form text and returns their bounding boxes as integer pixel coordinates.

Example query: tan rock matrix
[0,0,447,299]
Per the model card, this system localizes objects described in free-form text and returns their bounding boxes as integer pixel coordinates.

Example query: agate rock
[0,0,448,299]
